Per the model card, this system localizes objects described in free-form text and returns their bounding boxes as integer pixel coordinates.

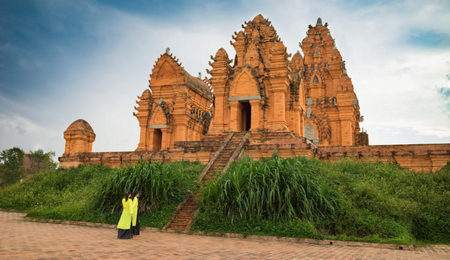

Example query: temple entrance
[153,129,162,151]
[240,101,251,131]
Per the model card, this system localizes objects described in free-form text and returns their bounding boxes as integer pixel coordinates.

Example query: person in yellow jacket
[131,191,140,235]
[117,191,133,239]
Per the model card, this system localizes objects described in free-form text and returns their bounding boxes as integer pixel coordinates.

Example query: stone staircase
[163,131,250,232]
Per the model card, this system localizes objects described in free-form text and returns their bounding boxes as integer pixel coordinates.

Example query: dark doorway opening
[153,129,162,151]
[240,101,251,131]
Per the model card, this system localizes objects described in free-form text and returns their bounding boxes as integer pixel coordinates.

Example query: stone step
[179,203,198,209]
[171,218,190,224]
[214,160,228,164]
[167,224,188,231]
[173,214,192,220]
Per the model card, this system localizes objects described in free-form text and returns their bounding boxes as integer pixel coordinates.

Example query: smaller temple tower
[134,49,213,151]
[63,119,96,155]
[300,18,368,146]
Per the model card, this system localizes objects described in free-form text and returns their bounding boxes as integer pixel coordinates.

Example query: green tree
[27,149,57,174]
[0,147,25,187]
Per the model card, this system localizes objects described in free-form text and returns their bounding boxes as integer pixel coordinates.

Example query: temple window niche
[306,107,312,118]
[304,123,319,145]
[314,49,320,57]
[313,75,319,83]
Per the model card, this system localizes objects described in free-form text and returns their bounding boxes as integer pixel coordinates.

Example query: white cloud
[1,0,449,158]
[0,112,61,154]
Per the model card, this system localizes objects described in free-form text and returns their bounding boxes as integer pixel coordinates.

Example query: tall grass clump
[96,160,202,215]
[192,152,337,238]
[0,160,203,228]
[193,154,449,244]
[201,153,336,222]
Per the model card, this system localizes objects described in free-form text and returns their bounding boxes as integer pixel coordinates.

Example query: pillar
[249,100,260,131]
[230,101,239,131]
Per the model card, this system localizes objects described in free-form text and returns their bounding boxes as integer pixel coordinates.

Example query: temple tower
[208,14,305,135]
[300,18,368,146]
[134,50,213,151]
[63,119,96,155]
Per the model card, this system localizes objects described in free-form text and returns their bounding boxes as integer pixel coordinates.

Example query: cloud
[0,0,449,159]
[0,111,61,154]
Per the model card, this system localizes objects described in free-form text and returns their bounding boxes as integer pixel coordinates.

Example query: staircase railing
[222,131,251,174]
[197,132,234,182]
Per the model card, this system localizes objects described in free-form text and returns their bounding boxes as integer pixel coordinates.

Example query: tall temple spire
[316,17,323,26]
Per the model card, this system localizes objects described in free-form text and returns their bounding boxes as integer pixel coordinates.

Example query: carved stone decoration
[304,123,315,140]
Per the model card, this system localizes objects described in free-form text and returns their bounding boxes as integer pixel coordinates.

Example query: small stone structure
[63,119,95,155]
[59,15,449,172]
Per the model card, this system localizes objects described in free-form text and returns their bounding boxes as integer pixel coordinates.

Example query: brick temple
[59,15,448,174]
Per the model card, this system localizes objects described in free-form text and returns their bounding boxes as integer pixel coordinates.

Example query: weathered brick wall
[58,137,225,168]
[315,144,449,172]
[59,134,449,173]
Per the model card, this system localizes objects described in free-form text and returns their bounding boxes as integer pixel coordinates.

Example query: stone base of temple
[59,132,449,173]
[315,143,450,172]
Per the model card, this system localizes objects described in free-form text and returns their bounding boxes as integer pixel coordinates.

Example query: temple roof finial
[316,17,323,26]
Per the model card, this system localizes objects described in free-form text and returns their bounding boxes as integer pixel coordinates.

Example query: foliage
[27,149,58,174]
[193,207,318,238]
[0,147,58,187]
[191,154,450,244]
[96,160,202,214]
[0,147,25,187]
[0,160,203,229]
[0,153,448,244]
[199,152,336,222]
[0,164,109,211]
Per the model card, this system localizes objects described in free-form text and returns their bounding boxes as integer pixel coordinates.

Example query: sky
[0,0,449,159]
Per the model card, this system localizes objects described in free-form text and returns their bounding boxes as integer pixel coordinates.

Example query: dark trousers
[132,214,140,235]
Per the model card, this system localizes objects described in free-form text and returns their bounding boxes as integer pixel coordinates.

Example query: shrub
[192,154,449,244]
[0,160,203,228]
[200,153,337,223]
[96,160,202,214]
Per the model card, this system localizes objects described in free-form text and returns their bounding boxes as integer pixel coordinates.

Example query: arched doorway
[240,101,251,131]
[153,129,162,151]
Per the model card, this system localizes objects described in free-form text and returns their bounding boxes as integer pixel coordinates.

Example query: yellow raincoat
[131,197,138,226]
[117,198,133,230]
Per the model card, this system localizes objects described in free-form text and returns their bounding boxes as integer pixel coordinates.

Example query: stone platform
[59,132,449,172]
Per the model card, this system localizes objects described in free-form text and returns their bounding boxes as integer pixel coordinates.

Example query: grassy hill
[191,154,449,244]
[0,156,448,244]
[0,160,203,228]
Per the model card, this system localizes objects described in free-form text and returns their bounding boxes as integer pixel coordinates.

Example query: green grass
[1,155,448,244]
[0,160,203,229]
[191,153,450,245]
